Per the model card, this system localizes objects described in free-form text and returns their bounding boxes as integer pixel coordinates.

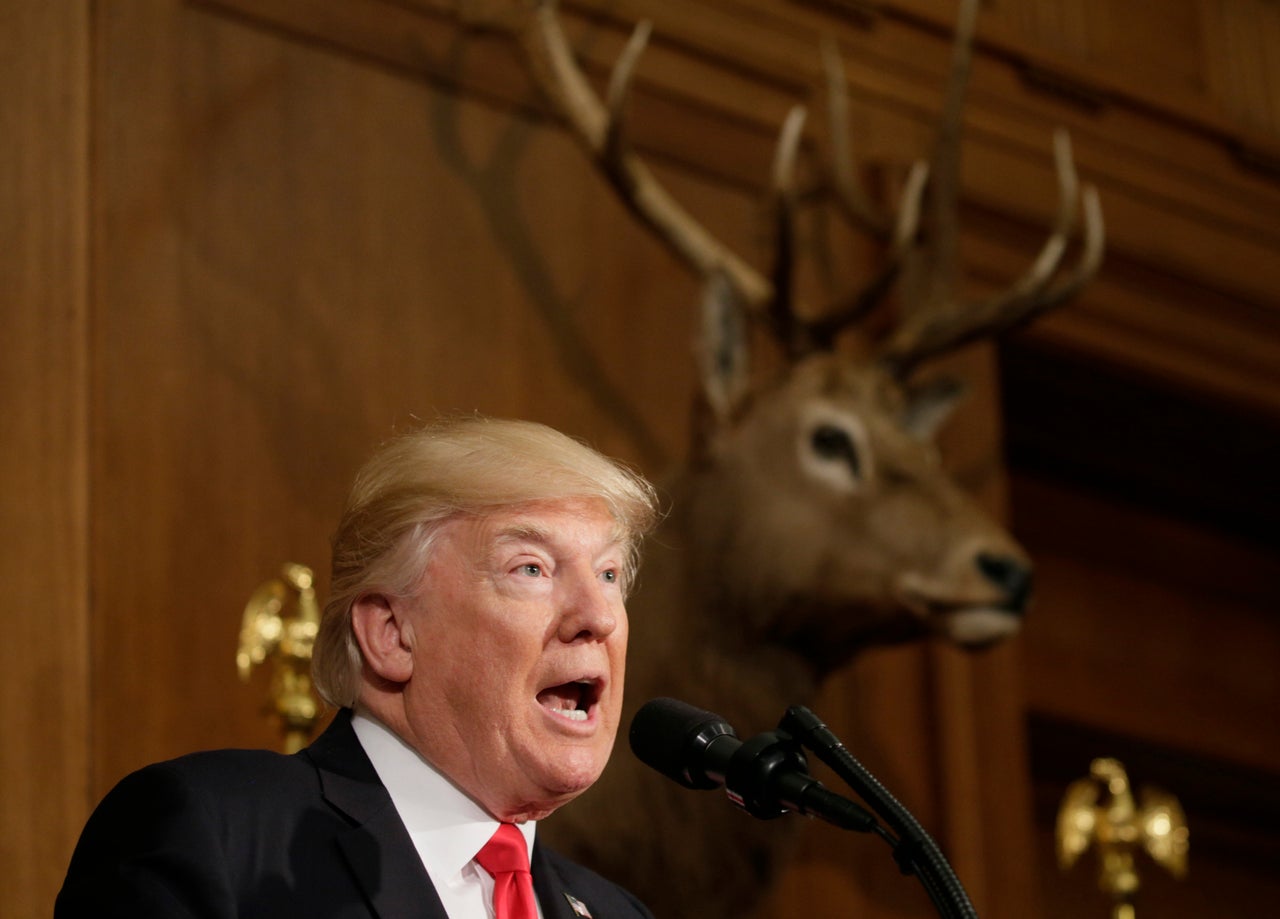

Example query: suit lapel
[305,711,448,919]
[532,842,587,919]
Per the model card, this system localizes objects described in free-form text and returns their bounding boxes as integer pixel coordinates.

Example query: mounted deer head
[462,0,1103,915]
[515,0,1101,656]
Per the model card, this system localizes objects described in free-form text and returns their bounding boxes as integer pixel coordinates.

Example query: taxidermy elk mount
[463,1,1103,916]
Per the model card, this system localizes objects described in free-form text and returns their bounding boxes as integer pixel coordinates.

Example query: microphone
[629,697,876,831]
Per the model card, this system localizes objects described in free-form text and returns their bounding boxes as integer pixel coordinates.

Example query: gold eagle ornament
[237,563,323,752]
[1057,757,1189,918]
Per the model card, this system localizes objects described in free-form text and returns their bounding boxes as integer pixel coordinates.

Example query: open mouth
[536,678,601,723]
[899,578,1025,648]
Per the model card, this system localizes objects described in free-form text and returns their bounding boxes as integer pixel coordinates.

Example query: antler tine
[1001,129,1080,301]
[1013,181,1104,314]
[603,18,652,160]
[878,142,1105,376]
[772,106,809,200]
[527,0,608,146]
[893,159,931,253]
[915,0,981,308]
[802,158,929,350]
[822,36,889,239]
[768,105,809,356]
[865,0,1104,376]
[521,0,771,309]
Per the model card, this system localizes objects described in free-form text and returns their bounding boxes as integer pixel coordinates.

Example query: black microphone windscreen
[629,697,734,790]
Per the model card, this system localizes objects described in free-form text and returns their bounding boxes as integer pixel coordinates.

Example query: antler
[806,34,931,353]
[515,1,923,362]
[513,0,1102,384]
[518,1,771,313]
[874,0,1105,377]
[822,35,891,240]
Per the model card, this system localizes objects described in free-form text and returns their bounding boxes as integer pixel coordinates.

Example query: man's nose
[556,576,620,643]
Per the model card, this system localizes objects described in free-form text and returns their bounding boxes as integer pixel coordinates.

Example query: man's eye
[601,569,617,583]
[520,564,542,577]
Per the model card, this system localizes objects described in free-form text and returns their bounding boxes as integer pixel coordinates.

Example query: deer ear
[901,376,967,440]
[696,272,751,426]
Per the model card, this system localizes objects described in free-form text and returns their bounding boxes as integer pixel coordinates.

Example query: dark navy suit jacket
[56,710,653,919]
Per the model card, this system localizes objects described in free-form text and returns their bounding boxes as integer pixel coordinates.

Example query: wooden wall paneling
[1203,0,1280,137]
[969,226,1280,418]
[1000,338,1280,551]
[762,648,952,918]
[1010,472,1280,917]
[929,345,1041,919]
[0,3,91,916]
[986,0,1207,98]
[1012,476,1280,774]
[882,0,1280,158]
[999,328,1280,915]
[200,0,820,191]
[1028,711,1280,918]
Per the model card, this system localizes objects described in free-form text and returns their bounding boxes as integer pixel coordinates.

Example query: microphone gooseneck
[629,697,979,919]
[780,705,978,919]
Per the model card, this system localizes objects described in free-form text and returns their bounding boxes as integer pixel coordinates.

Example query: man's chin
[546,763,606,801]
[499,780,598,823]
[484,749,605,820]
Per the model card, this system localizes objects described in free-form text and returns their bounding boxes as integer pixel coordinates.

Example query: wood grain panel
[0,3,91,916]
[1013,475,1280,774]
[1029,714,1280,918]
[881,0,1270,152]
[929,346,1042,919]
[1204,0,1280,136]
[1012,477,1280,916]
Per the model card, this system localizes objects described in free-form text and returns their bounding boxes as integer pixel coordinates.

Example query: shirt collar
[350,708,537,880]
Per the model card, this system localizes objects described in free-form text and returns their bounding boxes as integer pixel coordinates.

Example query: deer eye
[810,424,861,477]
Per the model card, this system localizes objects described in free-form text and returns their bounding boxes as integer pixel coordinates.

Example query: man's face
[399,497,630,821]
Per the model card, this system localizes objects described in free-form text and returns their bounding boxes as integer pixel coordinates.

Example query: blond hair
[312,416,660,707]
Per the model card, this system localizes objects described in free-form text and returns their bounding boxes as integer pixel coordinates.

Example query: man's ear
[350,593,414,684]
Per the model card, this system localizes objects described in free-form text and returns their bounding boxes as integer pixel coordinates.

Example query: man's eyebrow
[491,523,627,560]
[492,524,553,545]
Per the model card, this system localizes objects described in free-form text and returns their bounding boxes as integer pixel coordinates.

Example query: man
[57,416,660,918]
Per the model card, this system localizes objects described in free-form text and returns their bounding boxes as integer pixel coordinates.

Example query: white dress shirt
[351,709,542,919]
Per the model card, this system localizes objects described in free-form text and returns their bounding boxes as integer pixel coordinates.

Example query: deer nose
[976,552,1032,613]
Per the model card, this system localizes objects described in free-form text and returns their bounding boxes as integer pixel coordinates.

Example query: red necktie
[475,823,538,919]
